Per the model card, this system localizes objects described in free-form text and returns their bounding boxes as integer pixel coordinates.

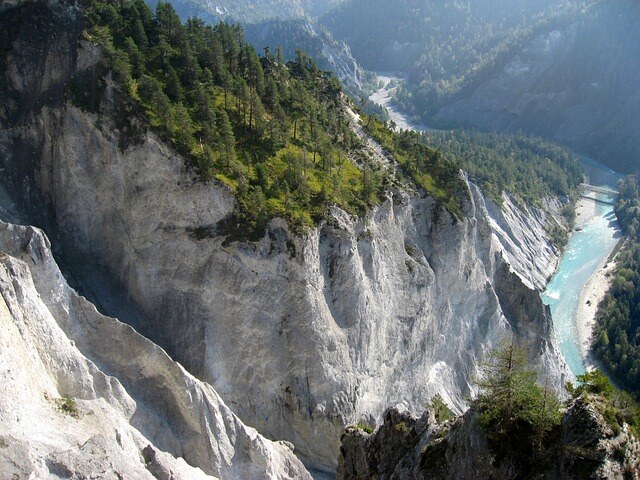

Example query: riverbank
[574,198,622,367]
[370,73,430,132]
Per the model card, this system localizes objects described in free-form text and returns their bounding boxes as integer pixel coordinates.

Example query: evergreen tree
[476,341,562,458]
[217,110,236,167]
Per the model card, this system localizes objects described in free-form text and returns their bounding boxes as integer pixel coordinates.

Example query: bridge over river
[579,183,619,205]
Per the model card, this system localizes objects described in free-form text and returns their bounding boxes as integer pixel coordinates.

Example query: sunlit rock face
[0,220,312,479]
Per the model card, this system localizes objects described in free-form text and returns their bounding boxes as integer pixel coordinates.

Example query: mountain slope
[321,0,575,74]
[0,0,571,473]
[435,0,640,173]
[146,0,344,23]
[324,0,640,172]
[243,19,367,96]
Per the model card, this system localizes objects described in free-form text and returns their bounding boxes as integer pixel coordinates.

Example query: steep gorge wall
[0,0,568,471]
[0,220,312,480]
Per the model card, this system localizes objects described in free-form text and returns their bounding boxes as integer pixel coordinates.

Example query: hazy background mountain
[243,19,369,95]
[318,0,640,172]
[320,0,579,77]
[147,0,344,23]
[433,0,640,173]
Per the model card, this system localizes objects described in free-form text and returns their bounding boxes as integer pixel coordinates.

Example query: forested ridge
[422,130,582,207]
[243,18,372,97]
[594,176,640,395]
[79,0,468,237]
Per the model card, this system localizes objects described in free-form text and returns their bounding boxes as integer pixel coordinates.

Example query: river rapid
[369,74,623,378]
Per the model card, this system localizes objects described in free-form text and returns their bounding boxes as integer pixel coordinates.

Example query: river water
[370,73,431,131]
[541,159,622,377]
[369,75,624,378]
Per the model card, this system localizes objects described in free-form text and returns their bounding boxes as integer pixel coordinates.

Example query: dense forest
[79,0,467,237]
[593,176,640,395]
[422,130,583,207]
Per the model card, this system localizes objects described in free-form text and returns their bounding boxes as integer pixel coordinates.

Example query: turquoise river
[541,158,623,377]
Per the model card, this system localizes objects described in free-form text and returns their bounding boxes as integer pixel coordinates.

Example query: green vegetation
[58,397,79,418]
[393,420,408,432]
[322,0,583,114]
[423,130,583,206]
[325,0,640,173]
[475,341,562,471]
[427,394,454,423]
[567,370,640,437]
[615,176,640,240]
[81,0,376,235]
[243,19,376,97]
[362,115,466,217]
[355,421,374,434]
[80,0,469,238]
[593,176,640,395]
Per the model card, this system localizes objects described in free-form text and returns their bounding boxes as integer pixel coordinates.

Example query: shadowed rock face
[1,0,568,472]
[0,220,312,479]
[337,402,640,480]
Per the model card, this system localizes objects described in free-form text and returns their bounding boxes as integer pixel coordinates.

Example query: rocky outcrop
[0,219,312,479]
[0,0,569,472]
[337,401,640,480]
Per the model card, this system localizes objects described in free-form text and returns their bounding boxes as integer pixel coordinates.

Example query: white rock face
[0,220,312,480]
[2,93,569,468]
[0,1,569,473]
[479,185,563,291]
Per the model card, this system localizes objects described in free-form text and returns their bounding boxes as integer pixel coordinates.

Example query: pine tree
[217,110,236,167]
[476,340,562,455]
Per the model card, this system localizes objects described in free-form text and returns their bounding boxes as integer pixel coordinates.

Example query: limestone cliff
[337,401,640,480]
[0,220,312,479]
[0,0,569,472]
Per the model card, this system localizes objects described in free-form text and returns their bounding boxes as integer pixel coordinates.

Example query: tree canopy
[593,175,640,395]
[475,341,562,470]
[79,0,470,238]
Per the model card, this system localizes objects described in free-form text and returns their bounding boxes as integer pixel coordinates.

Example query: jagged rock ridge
[337,402,640,480]
[0,219,312,479]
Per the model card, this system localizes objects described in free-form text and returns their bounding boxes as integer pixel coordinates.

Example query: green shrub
[428,394,454,423]
[356,421,374,434]
[58,397,79,418]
